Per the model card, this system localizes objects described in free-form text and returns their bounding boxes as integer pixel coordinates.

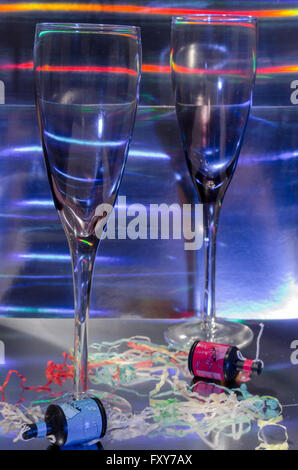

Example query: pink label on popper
[192,341,230,381]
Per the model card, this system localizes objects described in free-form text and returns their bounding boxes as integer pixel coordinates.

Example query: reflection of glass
[165,15,257,348]
[34,23,141,394]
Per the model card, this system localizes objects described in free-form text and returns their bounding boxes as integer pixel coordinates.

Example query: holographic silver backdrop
[0,1,297,320]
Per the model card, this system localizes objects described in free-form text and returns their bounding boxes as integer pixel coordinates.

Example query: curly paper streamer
[0,335,289,450]
[256,423,289,450]
[0,354,75,403]
[0,402,43,442]
[105,387,284,450]
[0,369,51,402]
[88,336,189,394]
[86,337,287,450]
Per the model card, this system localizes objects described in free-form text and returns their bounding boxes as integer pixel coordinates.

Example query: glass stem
[68,234,99,393]
[202,201,221,328]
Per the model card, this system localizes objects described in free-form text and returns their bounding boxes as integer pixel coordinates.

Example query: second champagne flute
[34,23,141,395]
[165,15,257,348]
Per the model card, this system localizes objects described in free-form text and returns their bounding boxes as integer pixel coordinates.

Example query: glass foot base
[164,318,254,350]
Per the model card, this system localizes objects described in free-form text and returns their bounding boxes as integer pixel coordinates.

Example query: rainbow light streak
[0,271,195,279]
[171,62,250,76]
[5,143,297,163]
[12,145,43,152]
[0,145,42,157]
[18,253,70,261]
[0,273,72,279]
[45,130,126,148]
[36,65,137,75]
[38,29,137,40]
[3,143,170,160]
[0,305,115,316]
[16,253,119,262]
[129,150,170,160]
[45,136,170,161]
[253,50,256,74]
[0,4,297,18]
[258,65,298,75]
[156,63,298,76]
[0,305,74,315]
[0,61,33,70]
[1,62,298,76]
[77,238,93,246]
[17,199,54,207]
[0,212,57,220]
[52,165,102,183]
[241,151,298,164]
[175,20,256,29]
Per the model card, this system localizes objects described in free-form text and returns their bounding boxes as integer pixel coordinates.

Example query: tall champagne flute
[34,23,141,394]
[165,15,257,348]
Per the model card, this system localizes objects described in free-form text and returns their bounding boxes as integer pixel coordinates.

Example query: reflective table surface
[0,318,297,450]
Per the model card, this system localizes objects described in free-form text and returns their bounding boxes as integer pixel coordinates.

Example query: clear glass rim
[35,23,141,33]
[172,14,257,24]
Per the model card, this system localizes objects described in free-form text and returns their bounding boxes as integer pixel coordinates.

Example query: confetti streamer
[0,335,289,450]
[103,381,284,449]
[86,336,287,449]
[256,423,289,450]
[0,402,44,442]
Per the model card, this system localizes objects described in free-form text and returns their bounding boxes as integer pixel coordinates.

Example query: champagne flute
[34,23,141,395]
[165,15,257,348]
